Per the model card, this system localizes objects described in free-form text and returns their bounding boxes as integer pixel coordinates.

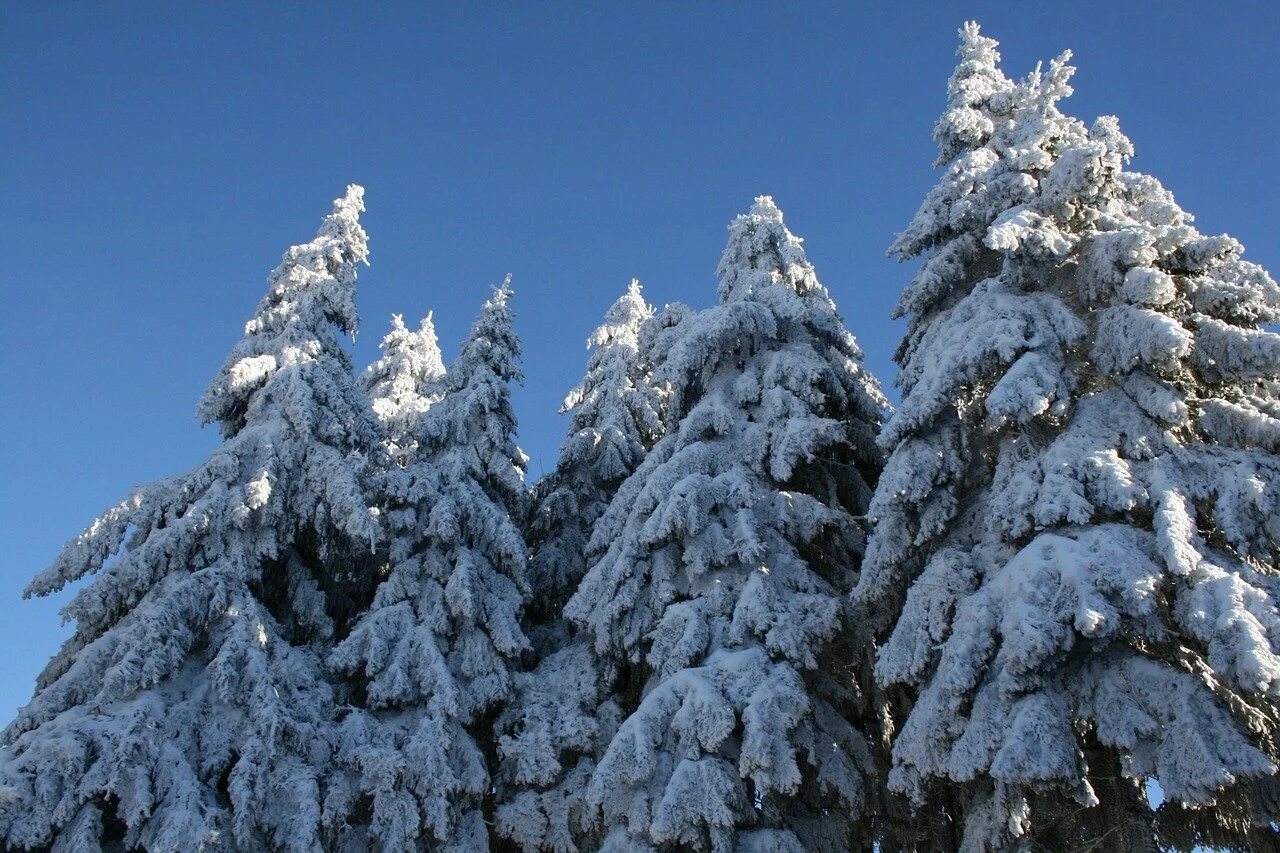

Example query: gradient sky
[1,2,1277,718]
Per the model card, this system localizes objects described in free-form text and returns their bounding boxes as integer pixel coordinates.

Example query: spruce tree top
[334,277,529,714]
[558,278,659,484]
[525,278,660,612]
[199,185,375,443]
[363,311,446,459]
[416,276,527,509]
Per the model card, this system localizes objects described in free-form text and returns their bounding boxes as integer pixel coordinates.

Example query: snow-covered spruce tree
[563,198,888,851]
[327,279,530,850]
[363,311,446,464]
[340,312,448,627]
[0,186,381,851]
[524,279,662,628]
[857,23,1280,851]
[493,281,663,852]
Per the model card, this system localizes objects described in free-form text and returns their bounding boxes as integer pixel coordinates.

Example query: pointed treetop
[716,196,822,302]
[408,275,528,512]
[611,277,647,326]
[933,22,1016,166]
[492,273,515,304]
[1024,49,1076,110]
[316,184,368,256]
[446,275,522,390]
[478,275,516,339]
[197,184,370,436]
[585,279,653,354]
[403,311,444,375]
[957,21,999,66]
[370,310,441,362]
[363,310,446,438]
[749,194,783,222]
[561,278,656,423]
[520,277,658,615]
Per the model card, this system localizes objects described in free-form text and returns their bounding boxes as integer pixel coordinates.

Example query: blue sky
[1,2,1276,718]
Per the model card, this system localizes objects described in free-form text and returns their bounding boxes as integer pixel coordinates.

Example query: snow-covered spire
[0,187,380,851]
[363,310,446,459]
[562,198,887,850]
[327,280,530,850]
[423,275,527,502]
[199,184,370,438]
[933,21,1016,167]
[493,279,660,852]
[716,196,824,303]
[863,26,1280,851]
[525,278,660,615]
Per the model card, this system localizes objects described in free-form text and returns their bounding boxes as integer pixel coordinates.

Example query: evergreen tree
[0,186,380,851]
[524,280,661,622]
[858,24,1280,851]
[327,280,530,850]
[564,198,887,850]
[363,311,446,463]
[493,281,663,852]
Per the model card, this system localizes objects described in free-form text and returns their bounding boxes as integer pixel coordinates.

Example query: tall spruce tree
[493,281,664,852]
[327,280,530,850]
[563,198,887,850]
[523,280,661,625]
[858,24,1280,851]
[0,187,380,851]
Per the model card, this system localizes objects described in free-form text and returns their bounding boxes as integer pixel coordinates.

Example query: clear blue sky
[1,2,1276,719]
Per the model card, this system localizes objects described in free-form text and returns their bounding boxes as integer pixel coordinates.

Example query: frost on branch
[327,279,531,849]
[493,640,622,853]
[862,23,1280,851]
[565,197,887,849]
[0,187,380,851]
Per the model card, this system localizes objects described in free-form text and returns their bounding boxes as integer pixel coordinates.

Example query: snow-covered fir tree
[493,281,664,852]
[523,279,661,622]
[0,186,381,851]
[345,312,449,626]
[327,279,530,850]
[363,311,446,463]
[858,23,1280,851]
[563,198,888,851]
